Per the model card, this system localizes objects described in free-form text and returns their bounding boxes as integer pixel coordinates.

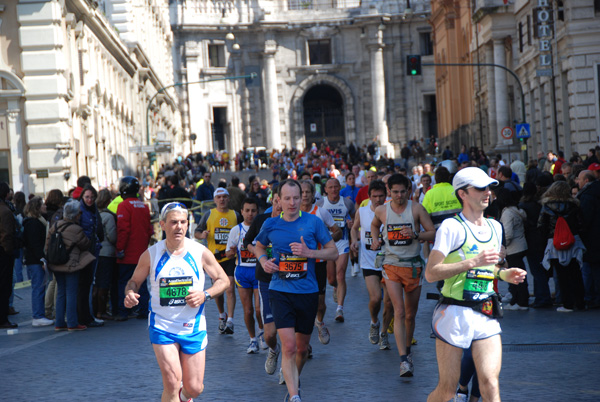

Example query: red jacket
[355,185,369,206]
[116,197,153,264]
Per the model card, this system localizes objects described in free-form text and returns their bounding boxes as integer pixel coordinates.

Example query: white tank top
[235,223,256,268]
[148,237,207,336]
[358,205,382,270]
[322,196,350,241]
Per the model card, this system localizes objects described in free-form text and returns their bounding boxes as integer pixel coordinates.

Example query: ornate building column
[485,43,497,149]
[7,106,27,194]
[263,39,281,151]
[493,38,509,147]
[368,27,393,158]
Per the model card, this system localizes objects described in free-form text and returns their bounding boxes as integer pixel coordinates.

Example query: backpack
[553,216,575,251]
[47,222,75,265]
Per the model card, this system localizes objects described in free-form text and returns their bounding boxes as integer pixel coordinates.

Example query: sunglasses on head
[163,202,188,211]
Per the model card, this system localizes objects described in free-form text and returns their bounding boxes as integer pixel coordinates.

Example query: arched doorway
[303,85,345,147]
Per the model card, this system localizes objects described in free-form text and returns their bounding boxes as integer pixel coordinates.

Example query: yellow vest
[206,208,237,262]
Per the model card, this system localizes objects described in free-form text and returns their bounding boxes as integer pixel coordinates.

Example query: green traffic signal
[406,55,422,76]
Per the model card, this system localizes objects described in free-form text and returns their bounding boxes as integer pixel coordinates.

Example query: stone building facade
[432,0,600,159]
[0,0,180,194]
[173,0,437,159]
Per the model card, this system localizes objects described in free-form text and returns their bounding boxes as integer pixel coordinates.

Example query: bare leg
[472,335,502,402]
[404,285,422,347]
[336,253,350,306]
[364,275,383,323]
[427,339,463,402]
[253,288,264,330]
[385,279,407,356]
[279,327,301,398]
[226,275,236,319]
[382,283,394,332]
[238,287,256,338]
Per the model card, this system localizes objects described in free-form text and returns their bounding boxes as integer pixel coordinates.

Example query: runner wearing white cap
[425,167,527,402]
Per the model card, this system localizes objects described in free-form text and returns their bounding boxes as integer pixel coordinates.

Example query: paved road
[2,273,600,402]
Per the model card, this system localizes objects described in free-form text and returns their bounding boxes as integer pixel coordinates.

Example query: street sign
[536,69,552,77]
[516,123,531,139]
[521,144,527,151]
[500,126,514,140]
[36,169,49,179]
[502,139,513,145]
[129,145,156,153]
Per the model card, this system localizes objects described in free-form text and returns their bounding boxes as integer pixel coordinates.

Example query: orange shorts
[382,264,422,293]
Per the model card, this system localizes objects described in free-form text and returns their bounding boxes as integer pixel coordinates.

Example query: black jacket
[243,212,273,283]
[537,199,582,240]
[518,199,545,253]
[577,180,600,262]
[23,217,46,265]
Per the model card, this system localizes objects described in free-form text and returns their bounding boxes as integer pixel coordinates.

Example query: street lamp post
[143,73,257,175]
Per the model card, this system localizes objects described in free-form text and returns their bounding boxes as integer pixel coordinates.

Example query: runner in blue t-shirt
[255,179,338,402]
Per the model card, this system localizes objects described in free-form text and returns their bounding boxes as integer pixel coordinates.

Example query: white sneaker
[247,340,259,354]
[504,303,529,311]
[258,332,269,350]
[32,317,54,327]
[315,320,330,345]
[334,308,344,323]
[265,344,280,375]
[501,292,513,303]
[556,306,574,312]
[454,392,468,402]
[379,332,391,350]
[399,360,414,377]
[351,264,359,277]
[369,322,380,344]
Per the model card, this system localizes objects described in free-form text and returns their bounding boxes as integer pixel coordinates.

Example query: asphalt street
[2,271,600,402]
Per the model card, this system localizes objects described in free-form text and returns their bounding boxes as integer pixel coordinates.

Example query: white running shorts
[431,303,502,349]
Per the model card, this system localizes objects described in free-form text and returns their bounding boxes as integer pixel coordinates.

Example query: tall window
[208,44,225,68]
[420,32,433,56]
[308,40,331,65]
[518,22,524,53]
[527,15,532,46]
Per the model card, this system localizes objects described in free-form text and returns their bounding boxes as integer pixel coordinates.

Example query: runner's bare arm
[414,202,436,242]
[425,249,500,283]
[370,205,385,250]
[124,250,151,308]
[188,248,230,308]
[330,224,343,242]
[290,237,338,261]
[254,240,279,274]
[350,210,361,253]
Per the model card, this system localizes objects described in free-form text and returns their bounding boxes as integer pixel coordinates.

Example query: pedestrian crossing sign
[516,123,531,139]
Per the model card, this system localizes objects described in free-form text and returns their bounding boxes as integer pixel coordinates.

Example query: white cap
[213,187,229,197]
[452,167,498,191]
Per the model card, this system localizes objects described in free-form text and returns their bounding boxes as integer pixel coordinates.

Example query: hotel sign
[536,0,553,77]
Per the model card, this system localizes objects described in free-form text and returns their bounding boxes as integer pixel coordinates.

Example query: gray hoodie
[500,206,528,255]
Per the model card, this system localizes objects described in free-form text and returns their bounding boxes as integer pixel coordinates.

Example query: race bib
[159,276,193,306]
[365,231,383,251]
[278,253,308,280]
[214,228,231,245]
[387,223,413,246]
[333,216,346,228]
[463,269,494,301]
[240,246,257,264]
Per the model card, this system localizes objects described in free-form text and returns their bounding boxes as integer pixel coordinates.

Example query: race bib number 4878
[159,276,193,306]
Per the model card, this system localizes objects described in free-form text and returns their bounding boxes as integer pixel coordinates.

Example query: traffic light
[406,55,422,76]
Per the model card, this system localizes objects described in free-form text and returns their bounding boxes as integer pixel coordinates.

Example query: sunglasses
[467,186,490,192]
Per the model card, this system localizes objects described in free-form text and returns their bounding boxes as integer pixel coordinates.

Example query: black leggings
[552,259,585,310]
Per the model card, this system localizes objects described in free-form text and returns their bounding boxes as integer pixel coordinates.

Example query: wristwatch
[413,230,420,240]
[204,291,212,302]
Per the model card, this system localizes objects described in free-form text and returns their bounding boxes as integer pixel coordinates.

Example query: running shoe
[218,314,228,334]
[504,303,529,311]
[379,332,391,350]
[501,292,512,303]
[399,360,414,377]
[265,344,280,375]
[454,391,468,402]
[68,325,87,332]
[556,306,574,312]
[258,332,269,350]
[32,317,54,327]
[351,263,359,277]
[247,340,259,354]
[284,393,302,402]
[387,318,394,334]
[278,368,286,385]
[332,287,338,304]
[315,320,330,345]
[335,308,344,323]
[369,322,380,344]
[224,320,234,334]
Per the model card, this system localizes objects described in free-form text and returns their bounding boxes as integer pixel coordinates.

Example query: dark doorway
[303,85,345,148]
[212,107,227,150]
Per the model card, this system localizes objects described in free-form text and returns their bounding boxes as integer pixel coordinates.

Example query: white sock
[227,317,233,323]
[250,337,257,342]
[179,387,190,402]
[371,320,379,326]
[315,320,323,326]
[337,305,343,311]
[219,313,226,319]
